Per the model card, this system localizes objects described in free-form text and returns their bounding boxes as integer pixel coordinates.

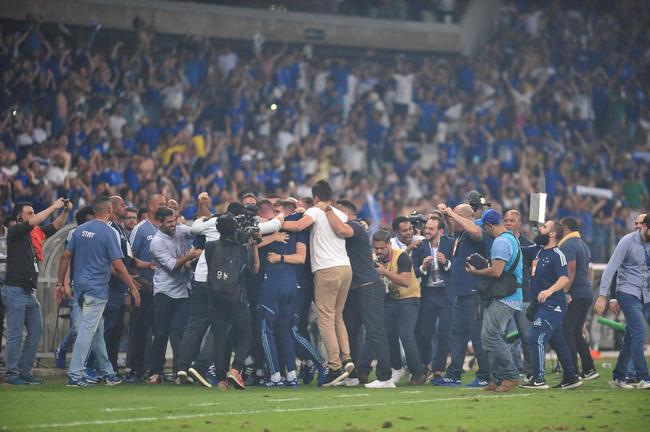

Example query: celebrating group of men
[2,180,649,391]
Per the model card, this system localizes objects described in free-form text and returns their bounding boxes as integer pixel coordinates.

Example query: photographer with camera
[147,206,198,384]
[3,197,71,385]
[204,213,260,390]
[432,204,491,388]
[390,216,424,255]
[465,210,522,392]
[413,214,454,380]
[372,229,425,385]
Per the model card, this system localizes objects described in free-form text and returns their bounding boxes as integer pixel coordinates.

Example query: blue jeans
[1,286,43,378]
[446,295,490,381]
[481,301,519,383]
[525,302,576,381]
[625,301,650,378]
[384,297,423,377]
[68,295,115,381]
[614,293,650,381]
[58,298,81,352]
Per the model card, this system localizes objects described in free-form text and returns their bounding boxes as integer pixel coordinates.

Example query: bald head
[147,194,166,215]
[110,196,126,218]
[504,210,521,235]
[454,204,474,219]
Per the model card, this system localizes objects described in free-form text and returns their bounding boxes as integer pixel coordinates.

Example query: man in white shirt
[283,180,354,387]
[390,216,424,255]
[393,64,415,116]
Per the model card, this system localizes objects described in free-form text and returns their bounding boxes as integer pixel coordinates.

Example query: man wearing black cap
[467,209,523,392]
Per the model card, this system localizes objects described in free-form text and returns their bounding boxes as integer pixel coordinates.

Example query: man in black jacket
[413,215,454,379]
[3,198,71,385]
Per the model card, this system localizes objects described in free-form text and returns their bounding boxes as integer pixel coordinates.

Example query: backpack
[205,239,246,302]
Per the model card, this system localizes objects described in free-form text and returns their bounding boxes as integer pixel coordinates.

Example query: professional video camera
[408,212,428,233]
[233,204,262,244]
[466,190,491,212]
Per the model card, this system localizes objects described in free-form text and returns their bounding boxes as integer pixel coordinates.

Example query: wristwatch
[325,206,332,212]
[280,254,285,263]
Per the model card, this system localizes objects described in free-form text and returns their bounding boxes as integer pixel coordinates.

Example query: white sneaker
[365,379,397,389]
[610,379,635,389]
[636,379,650,389]
[337,377,359,387]
[391,368,406,384]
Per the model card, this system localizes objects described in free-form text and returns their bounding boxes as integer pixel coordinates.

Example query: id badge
[452,238,459,257]
[531,259,538,277]
[34,260,39,273]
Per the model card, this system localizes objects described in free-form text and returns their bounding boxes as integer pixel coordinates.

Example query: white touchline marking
[336,393,368,398]
[189,402,221,407]
[266,398,299,402]
[8,393,532,430]
[401,390,423,394]
[101,407,155,413]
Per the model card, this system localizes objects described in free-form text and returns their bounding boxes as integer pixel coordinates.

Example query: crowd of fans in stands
[0,0,648,264]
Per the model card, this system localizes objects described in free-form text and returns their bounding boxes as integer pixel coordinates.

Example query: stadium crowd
[0,0,650,391]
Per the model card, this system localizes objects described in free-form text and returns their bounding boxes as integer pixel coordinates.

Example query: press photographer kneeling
[465,210,523,393]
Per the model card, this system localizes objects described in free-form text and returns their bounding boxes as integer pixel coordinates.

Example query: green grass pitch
[1,361,649,431]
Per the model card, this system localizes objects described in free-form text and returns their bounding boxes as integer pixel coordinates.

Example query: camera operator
[318,200,393,389]
[466,210,522,392]
[390,216,424,254]
[372,229,425,385]
[58,196,141,387]
[125,194,166,383]
[204,213,260,390]
[147,207,198,384]
[178,194,284,387]
[3,197,71,385]
[432,204,491,388]
[413,214,454,380]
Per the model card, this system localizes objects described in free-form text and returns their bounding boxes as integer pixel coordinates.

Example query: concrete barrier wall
[0,0,462,53]
[459,0,500,56]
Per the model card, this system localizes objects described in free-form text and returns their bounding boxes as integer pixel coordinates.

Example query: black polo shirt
[5,222,57,290]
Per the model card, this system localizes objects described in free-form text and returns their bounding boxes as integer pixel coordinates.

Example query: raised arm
[282,214,314,232]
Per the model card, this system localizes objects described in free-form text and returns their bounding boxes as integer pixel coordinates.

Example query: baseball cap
[477,209,503,226]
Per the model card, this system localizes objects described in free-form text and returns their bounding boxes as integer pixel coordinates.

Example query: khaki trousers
[313,265,353,370]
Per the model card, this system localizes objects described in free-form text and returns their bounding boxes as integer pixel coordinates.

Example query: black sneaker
[553,376,583,390]
[321,367,349,387]
[520,377,549,389]
[580,369,600,381]
[122,370,146,384]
